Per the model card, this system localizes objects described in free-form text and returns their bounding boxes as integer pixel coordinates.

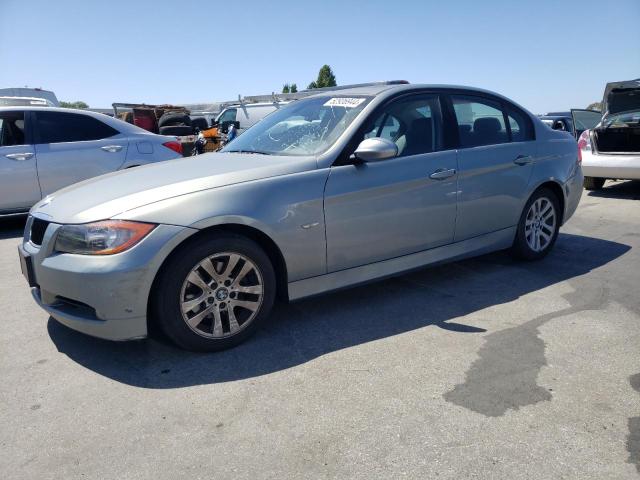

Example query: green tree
[60,101,89,109]
[307,65,337,89]
[282,83,298,93]
[586,102,602,111]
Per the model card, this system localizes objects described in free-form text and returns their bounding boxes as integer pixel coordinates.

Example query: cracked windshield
[222,96,371,155]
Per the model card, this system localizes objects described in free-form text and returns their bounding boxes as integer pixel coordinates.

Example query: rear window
[0,97,49,107]
[35,111,119,144]
[505,106,535,142]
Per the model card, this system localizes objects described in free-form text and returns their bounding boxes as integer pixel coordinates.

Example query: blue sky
[1,0,638,113]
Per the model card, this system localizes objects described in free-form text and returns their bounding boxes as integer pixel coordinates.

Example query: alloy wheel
[524,197,556,252]
[179,252,264,338]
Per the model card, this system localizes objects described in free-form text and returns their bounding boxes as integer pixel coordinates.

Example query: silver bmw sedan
[19,82,583,351]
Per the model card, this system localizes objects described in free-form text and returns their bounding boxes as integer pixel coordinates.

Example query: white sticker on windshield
[323,97,366,108]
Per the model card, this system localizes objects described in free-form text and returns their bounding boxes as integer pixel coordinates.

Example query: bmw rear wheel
[512,188,560,260]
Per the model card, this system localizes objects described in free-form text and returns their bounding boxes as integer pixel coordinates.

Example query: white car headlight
[55,220,156,255]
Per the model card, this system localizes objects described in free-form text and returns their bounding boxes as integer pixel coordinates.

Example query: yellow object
[201,127,219,139]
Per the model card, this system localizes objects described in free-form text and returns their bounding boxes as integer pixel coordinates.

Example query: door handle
[429,168,456,180]
[5,152,34,161]
[514,155,533,166]
[101,145,123,153]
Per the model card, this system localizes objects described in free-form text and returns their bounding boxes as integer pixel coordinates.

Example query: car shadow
[0,215,27,240]
[47,233,631,389]
[587,180,640,200]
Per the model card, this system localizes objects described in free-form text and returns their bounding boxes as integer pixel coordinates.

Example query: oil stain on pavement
[628,373,640,473]
[444,282,609,417]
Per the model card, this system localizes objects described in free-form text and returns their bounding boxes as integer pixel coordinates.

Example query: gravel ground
[1,181,639,479]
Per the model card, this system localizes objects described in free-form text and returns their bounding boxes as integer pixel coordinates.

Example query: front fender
[113,169,330,281]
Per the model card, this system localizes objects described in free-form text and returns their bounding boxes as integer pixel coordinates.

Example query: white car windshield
[222,95,371,156]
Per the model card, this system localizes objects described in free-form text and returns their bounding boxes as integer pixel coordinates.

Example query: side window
[0,111,27,146]
[35,112,118,144]
[506,106,534,142]
[217,108,237,125]
[363,114,401,141]
[362,95,442,157]
[451,96,508,148]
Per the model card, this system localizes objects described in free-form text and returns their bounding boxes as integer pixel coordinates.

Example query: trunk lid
[596,80,640,154]
[602,79,640,115]
[574,79,640,154]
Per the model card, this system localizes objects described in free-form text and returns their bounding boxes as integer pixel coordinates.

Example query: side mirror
[353,137,398,162]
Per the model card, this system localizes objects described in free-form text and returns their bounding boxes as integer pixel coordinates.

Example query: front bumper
[29,285,148,340]
[20,218,195,341]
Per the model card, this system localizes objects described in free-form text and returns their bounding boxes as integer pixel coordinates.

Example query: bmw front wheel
[153,234,276,351]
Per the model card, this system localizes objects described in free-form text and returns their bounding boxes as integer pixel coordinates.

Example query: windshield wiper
[224,150,272,155]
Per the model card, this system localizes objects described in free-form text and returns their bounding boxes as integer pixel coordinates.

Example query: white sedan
[574,78,640,190]
[0,107,183,215]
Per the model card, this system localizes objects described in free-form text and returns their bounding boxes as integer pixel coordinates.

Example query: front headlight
[55,220,156,255]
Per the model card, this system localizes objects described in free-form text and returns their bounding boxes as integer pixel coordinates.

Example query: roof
[0,105,106,116]
[0,106,147,135]
[0,87,59,106]
[307,83,523,100]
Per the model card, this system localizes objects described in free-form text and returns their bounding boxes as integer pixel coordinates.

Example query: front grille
[30,218,50,246]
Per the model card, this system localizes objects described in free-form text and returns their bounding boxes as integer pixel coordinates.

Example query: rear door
[571,109,603,138]
[0,110,41,212]
[32,111,128,196]
[448,94,536,241]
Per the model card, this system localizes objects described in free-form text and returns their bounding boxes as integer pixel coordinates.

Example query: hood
[31,152,316,224]
[602,78,640,115]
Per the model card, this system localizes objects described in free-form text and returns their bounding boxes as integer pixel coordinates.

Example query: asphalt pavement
[1,181,639,479]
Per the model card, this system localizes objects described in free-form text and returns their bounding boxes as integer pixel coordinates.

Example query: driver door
[323,93,458,272]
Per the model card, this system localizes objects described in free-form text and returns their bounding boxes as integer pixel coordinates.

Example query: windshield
[222,95,371,156]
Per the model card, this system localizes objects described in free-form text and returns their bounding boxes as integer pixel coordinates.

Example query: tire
[158,112,192,128]
[511,187,561,261]
[191,117,209,131]
[159,125,193,136]
[584,177,606,191]
[152,233,276,352]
